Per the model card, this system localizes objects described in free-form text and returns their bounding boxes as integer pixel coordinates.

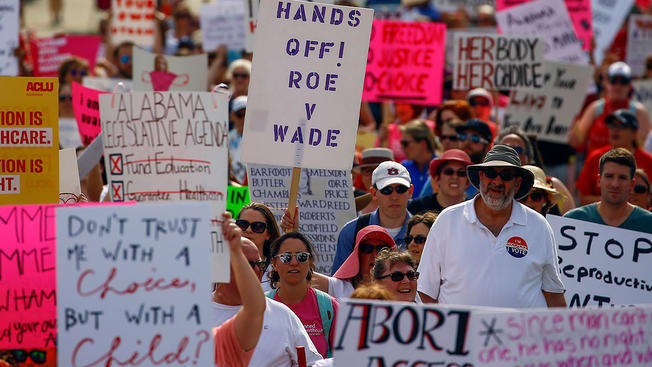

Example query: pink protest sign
[496,0,592,51]
[0,204,57,348]
[363,20,446,106]
[30,35,102,77]
[72,82,107,146]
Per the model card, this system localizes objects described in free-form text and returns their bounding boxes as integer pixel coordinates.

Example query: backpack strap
[314,289,334,358]
[354,213,372,240]
[595,99,605,117]
[264,289,276,299]
[629,99,638,114]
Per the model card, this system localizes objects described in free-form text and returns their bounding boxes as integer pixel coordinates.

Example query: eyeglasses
[441,168,466,177]
[275,252,311,263]
[378,185,409,195]
[439,135,458,142]
[233,73,250,79]
[609,76,630,85]
[400,140,414,148]
[522,190,545,202]
[359,243,392,254]
[234,110,246,119]
[70,69,88,77]
[405,235,427,245]
[120,55,131,64]
[633,184,650,194]
[458,133,488,144]
[11,350,47,364]
[249,260,266,270]
[469,98,490,107]
[235,219,267,233]
[504,145,524,155]
[378,270,419,282]
[482,168,516,181]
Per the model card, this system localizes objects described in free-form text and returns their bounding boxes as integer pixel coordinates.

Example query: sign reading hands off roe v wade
[56,202,215,367]
[241,0,373,170]
[453,33,544,90]
[335,300,652,366]
[547,215,652,308]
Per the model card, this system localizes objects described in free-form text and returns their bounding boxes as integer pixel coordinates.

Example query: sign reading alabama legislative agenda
[334,300,652,366]
[453,33,544,91]
[503,60,592,144]
[547,215,652,308]
[56,203,215,367]
[99,91,229,281]
[248,164,356,273]
[627,15,652,78]
[241,0,373,170]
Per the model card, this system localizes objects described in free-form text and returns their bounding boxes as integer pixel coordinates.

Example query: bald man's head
[240,237,264,282]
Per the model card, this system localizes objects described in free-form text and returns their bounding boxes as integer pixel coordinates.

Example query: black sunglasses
[233,72,250,79]
[609,76,630,85]
[379,185,409,195]
[441,168,466,177]
[70,69,88,77]
[522,190,545,202]
[11,350,47,364]
[482,168,516,181]
[634,184,650,194]
[359,243,391,254]
[235,219,267,233]
[469,98,490,107]
[234,110,246,118]
[378,270,419,282]
[249,260,266,269]
[439,134,458,142]
[275,252,311,263]
[458,133,488,144]
[405,235,427,245]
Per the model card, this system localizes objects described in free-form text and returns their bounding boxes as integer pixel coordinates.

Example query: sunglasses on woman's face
[609,76,630,85]
[235,219,267,233]
[633,184,650,194]
[405,235,427,245]
[275,252,311,263]
[441,168,466,177]
[70,69,88,77]
[232,72,250,79]
[521,190,545,202]
[11,350,47,364]
[359,243,391,254]
[378,185,409,195]
[378,270,419,282]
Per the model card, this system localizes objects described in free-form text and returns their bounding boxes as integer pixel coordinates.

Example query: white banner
[110,0,156,47]
[591,0,634,66]
[132,48,208,92]
[627,14,652,78]
[200,0,247,52]
[243,0,260,52]
[0,0,19,76]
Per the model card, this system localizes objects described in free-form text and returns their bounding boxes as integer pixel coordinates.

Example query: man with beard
[417,145,567,308]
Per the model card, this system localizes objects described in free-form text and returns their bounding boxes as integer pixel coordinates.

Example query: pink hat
[333,225,396,280]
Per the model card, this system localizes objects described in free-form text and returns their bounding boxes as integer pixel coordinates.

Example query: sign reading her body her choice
[547,215,652,308]
[0,0,19,76]
[452,33,544,91]
[591,0,634,66]
[363,20,446,106]
[99,91,229,281]
[132,48,208,92]
[247,164,356,273]
[335,299,652,366]
[200,0,247,52]
[503,60,593,143]
[496,0,588,65]
[627,14,652,78]
[56,202,215,367]
[241,0,374,170]
[111,0,156,47]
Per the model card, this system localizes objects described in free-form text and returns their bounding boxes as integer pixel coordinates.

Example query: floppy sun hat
[333,225,396,280]
[429,149,472,178]
[466,145,535,200]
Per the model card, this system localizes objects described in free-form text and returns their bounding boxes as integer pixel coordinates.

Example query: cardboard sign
[110,0,156,47]
[83,76,133,92]
[226,185,250,218]
[0,77,59,205]
[363,20,446,105]
[59,148,82,204]
[592,0,634,66]
[30,36,102,77]
[132,48,208,92]
[58,117,83,149]
[243,0,261,52]
[335,299,652,366]
[247,164,356,273]
[633,80,652,115]
[99,91,229,281]
[0,204,57,348]
[496,0,588,64]
[0,0,19,76]
[548,215,652,307]
[56,202,215,366]
[200,0,247,52]
[627,15,652,78]
[72,82,107,146]
[241,0,374,170]
[503,60,592,143]
[452,33,544,90]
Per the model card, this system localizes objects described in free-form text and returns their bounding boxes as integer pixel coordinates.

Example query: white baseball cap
[232,96,247,112]
[372,161,411,190]
[608,62,632,79]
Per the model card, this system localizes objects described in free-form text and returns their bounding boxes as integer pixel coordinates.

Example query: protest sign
[446,27,497,71]
[452,33,544,90]
[548,215,652,307]
[366,0,402,20]
[83,76,133,92]
[200,0,247,52]
[241,0,374,170]
[58,117,83,149]
[0,204,57,348]
[433,0,495,12]
[99,91,229,281]
[248,164,355,273]
[132,47,208,92]
[30,35,102,77]
[59,148,82,204]
[72,82,107,146]
[335,299,652,366]
[0,0,19,76]
[227,185,250,218]
[592,0,634,66]
[0,77,59,205]
[633,80,652,115]
[243,0,261,52]
[363,20,446,105]
[496,0,588,64]
[627,15,652,78]
[56,202,215,367]
[110,0,156,47]
[503,60,592,143]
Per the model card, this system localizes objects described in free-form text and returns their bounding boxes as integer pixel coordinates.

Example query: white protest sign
[627,14,652,78]
[548,215,652,307]
[243,0,260,52]
[496,0,588,64]
[58,117,83,149]
[503,60,592,143]
[633,80,652,115]
[0,0,19,76]
[591,0,634,66]
[83,76,133,93]
[433,0,496,12]
[446,27,497,71]
[132,48,208,92]
[453,33,545,90]
[241,0,373,170]
[59,148,82,204]
[247,164,356,273]
[99,91,229,281]
[110,0,156,47]
[335,299,652,366]
[56,202,215,367]
[200,0,247,52]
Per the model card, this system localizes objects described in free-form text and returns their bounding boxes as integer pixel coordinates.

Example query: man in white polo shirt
[417,145,567,308]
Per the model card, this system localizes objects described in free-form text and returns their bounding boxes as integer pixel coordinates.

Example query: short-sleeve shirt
[214,316,253,367]
[564,203,652,234]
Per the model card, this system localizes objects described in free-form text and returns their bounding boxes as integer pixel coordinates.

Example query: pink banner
[0,204,57,348]
[363,20,446,106]
[496,0,592,51]
[30,35,102,77]
[72,82,107,146]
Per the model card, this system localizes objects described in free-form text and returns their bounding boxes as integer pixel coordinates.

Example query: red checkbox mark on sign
[111,181,124,201]
[109,154,123,175]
